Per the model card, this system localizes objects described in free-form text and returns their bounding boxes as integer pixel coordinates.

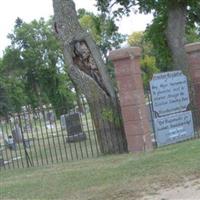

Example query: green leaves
[97,0,200,72]
[0,18,74,114]
[128,31,159,89]
[0,7,128,115]
[78,9,127,59]
[141,55,159,89]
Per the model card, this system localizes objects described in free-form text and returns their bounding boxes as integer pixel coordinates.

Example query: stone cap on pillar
[109,47,141,61]
[185,42,200,53]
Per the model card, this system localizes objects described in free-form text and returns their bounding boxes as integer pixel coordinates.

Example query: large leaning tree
[97,0,200,73]
[52,0,127,154]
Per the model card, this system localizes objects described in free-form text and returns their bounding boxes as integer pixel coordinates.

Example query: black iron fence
[0,97,127,170]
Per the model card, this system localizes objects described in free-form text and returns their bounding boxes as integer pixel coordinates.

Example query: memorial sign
[150,71,190,116]
[154,111,194,147]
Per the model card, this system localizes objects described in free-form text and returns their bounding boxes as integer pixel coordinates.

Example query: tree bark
[165,3,197,111]
[52,0,127,153]
[165,3,188,73]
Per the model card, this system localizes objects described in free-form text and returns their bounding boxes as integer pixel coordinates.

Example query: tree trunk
[165,3,188,73]
[165,4,197,110]
[52,0,127,153]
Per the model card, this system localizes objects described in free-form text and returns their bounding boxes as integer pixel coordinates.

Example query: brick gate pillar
[109,47,153,152]
[185,42,200,111]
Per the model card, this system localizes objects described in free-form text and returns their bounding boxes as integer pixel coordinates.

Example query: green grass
[1,139,200,200]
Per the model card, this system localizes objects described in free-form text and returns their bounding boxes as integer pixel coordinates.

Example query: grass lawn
[1,139,200,200]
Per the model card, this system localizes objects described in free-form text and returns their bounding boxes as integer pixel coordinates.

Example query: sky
[0,0,153,56]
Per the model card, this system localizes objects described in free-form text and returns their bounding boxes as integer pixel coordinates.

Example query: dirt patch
[141,178,200,200]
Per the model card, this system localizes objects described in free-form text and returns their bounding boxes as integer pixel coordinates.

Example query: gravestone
[0,130,3,140]
[150,71,190,116]
[45,111,55,129]
[11,123,31,148]
[0,158,4,167]
[12,123,22,143]
[46,111,55,124]
[24,123,32,132]
[60,115,67,130]
[23,114,32,132]
[60,112,86,142]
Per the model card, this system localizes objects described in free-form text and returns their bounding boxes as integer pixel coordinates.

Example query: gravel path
[141,179,200,200]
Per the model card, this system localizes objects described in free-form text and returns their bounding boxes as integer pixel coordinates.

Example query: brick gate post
[109,47,153,152]
[185,42,200,111]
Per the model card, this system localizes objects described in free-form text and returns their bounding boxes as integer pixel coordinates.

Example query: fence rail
[0,97,126,170]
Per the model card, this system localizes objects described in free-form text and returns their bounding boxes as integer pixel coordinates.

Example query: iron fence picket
[0,121,11,169]
[5,120,16,168]
[80,97,92,157]
[0,97,127,170]
[32,108,47,166]
[58,112,69,161]
[7,118,20,169]
[42,107,54,164]
[26,109,40,166]
[54,113,64,163]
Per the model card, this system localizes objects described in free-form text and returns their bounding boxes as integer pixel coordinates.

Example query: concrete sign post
[150,71,190,116]
[154,111,194,147]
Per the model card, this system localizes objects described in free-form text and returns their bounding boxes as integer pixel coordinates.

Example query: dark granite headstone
[46,111,55,124]
[0,158,4,167]
[60,112,86,142]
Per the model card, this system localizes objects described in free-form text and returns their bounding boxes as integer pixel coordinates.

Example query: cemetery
[0,43,200,170]
[0,0,200,199]
[0,99,115,168]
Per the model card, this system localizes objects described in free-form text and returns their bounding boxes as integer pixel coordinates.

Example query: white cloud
[118,14,153,35]
[0,0,53,56]
[0,0,152,56]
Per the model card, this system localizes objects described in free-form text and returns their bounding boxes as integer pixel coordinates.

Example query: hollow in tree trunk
[52,0,127,153]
